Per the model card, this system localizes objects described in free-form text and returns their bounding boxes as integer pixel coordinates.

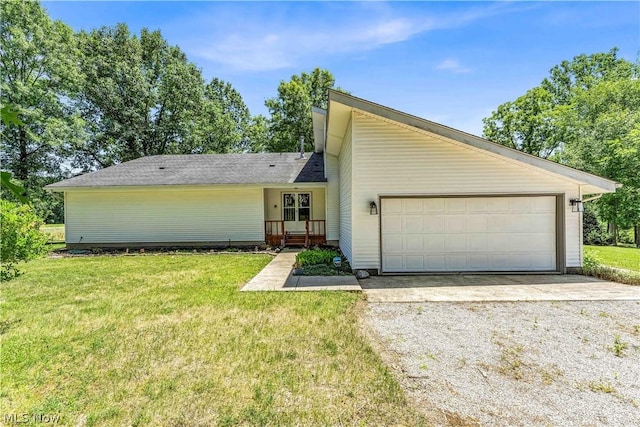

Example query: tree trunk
[635,224,640,248]
[608,222,618,245]
[16,127,28,181]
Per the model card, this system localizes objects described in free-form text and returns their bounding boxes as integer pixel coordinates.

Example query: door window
[282,193,311,221]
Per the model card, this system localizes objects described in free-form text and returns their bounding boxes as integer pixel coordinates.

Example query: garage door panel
[424,198,445,213]
[531,214,555,232]
[445,198,466,213]
[532,196,555,211]
[426,255,446,270]
[468,254,490,269]
[404,216,424,233]
[425,215,445,232]
[383,234,403,252]
[445,216,465,233]
[467,234,488,252]
[426,235,445,251]
[447,255,468,270]
[406,235,424,251]
[487,214,508,232]
[466,198,488,212]
[382,216,402,233]
[510,197,531,212]
[385,255,404,271]
[384,199,403,213]
[487,234,511,251]
[445,235,467,252]
[488,198,510,212]
[382,196,557,273]
[406,255,424,270]
[466,216,488,232]
[405,199,424,213]
[508,216,531,232]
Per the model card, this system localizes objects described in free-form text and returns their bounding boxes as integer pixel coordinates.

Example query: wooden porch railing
[265,220,285,247]
[305,220,326,247]
[264,220,326,247]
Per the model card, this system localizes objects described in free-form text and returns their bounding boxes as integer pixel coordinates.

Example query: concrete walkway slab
[241,249,361,292]
[362,274,640,302]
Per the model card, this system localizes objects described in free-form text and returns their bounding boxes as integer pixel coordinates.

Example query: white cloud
[190,17,425,72]
[436,58,472,74]
[177,2,516,72]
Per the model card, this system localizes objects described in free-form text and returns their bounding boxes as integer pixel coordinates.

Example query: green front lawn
[585,245,640,272]
[1,254,427,426]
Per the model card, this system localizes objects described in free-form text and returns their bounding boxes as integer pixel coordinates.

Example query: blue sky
[43,1,639,136]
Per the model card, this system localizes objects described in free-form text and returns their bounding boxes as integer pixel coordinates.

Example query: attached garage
[381,195,562,273]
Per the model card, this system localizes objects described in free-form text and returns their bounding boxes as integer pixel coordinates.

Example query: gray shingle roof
[46,152,326,189]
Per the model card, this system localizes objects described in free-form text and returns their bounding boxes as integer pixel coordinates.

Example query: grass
[41,223,65,243]
[584,245,640,272]
[0,254,427,426]
[583,245,640,285]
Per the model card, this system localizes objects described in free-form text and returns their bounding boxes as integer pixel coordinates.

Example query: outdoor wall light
[369,201,378,215]
[569,198,584,213]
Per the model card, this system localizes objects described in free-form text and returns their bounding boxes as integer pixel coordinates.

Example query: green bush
[583,252,640,286]
[296,248,340,267]
[1,200,49,280]
[584,229,615,246]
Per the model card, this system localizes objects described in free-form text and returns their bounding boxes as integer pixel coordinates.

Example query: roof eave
[327,90,619,194]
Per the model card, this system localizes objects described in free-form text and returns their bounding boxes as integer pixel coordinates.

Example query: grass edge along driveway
[0,254,428,426]
[584,245,640,272]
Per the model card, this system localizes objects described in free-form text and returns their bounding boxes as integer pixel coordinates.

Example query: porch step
[285,235,307,246]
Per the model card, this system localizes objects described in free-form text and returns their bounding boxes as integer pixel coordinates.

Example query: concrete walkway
[241,249,361,292]
[362,274,640,302]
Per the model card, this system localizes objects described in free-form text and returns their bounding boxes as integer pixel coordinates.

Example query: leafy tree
[482,87,562,158]
[265,68,346,152]
[561,78,640,244]
[196,78,254,153]
[246,115,269,153]
[0,0,81,221]
[73,24,206,168]
[1,200,49,280]
[483,48,633,158]
[541,48,635,105]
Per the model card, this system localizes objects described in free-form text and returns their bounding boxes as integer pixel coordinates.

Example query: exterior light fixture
[369,201,378,215]
[569,198,583,213]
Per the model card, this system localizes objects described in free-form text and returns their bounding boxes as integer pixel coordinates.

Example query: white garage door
[381,196,557,273]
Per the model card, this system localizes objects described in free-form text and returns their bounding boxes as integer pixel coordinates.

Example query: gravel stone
[365,301,640,427]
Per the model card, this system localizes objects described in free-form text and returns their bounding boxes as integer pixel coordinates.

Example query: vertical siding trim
[338,115,353,264]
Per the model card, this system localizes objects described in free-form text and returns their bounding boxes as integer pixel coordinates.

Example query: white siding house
[319,90,617,274]
[48,90,618,274]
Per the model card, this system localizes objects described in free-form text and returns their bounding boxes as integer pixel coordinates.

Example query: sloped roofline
[325,89,618,193]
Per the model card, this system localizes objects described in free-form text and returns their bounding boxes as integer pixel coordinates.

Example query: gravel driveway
[365,301,640,426]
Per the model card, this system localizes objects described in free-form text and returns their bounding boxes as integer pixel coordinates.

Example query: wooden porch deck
[265,220,326,247]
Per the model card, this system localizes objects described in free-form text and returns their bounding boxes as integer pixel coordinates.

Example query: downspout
[582,194,604,203]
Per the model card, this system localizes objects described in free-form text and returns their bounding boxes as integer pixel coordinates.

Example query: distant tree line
[1,0,342,222]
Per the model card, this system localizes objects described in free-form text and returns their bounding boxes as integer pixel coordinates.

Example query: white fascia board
[311,107,326,154]
[47,182,328,193]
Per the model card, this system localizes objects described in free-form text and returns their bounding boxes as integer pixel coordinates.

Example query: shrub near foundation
[295,248,352,276]
[296,248,340,266]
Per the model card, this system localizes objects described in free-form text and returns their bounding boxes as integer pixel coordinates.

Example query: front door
[283,192,311,233]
